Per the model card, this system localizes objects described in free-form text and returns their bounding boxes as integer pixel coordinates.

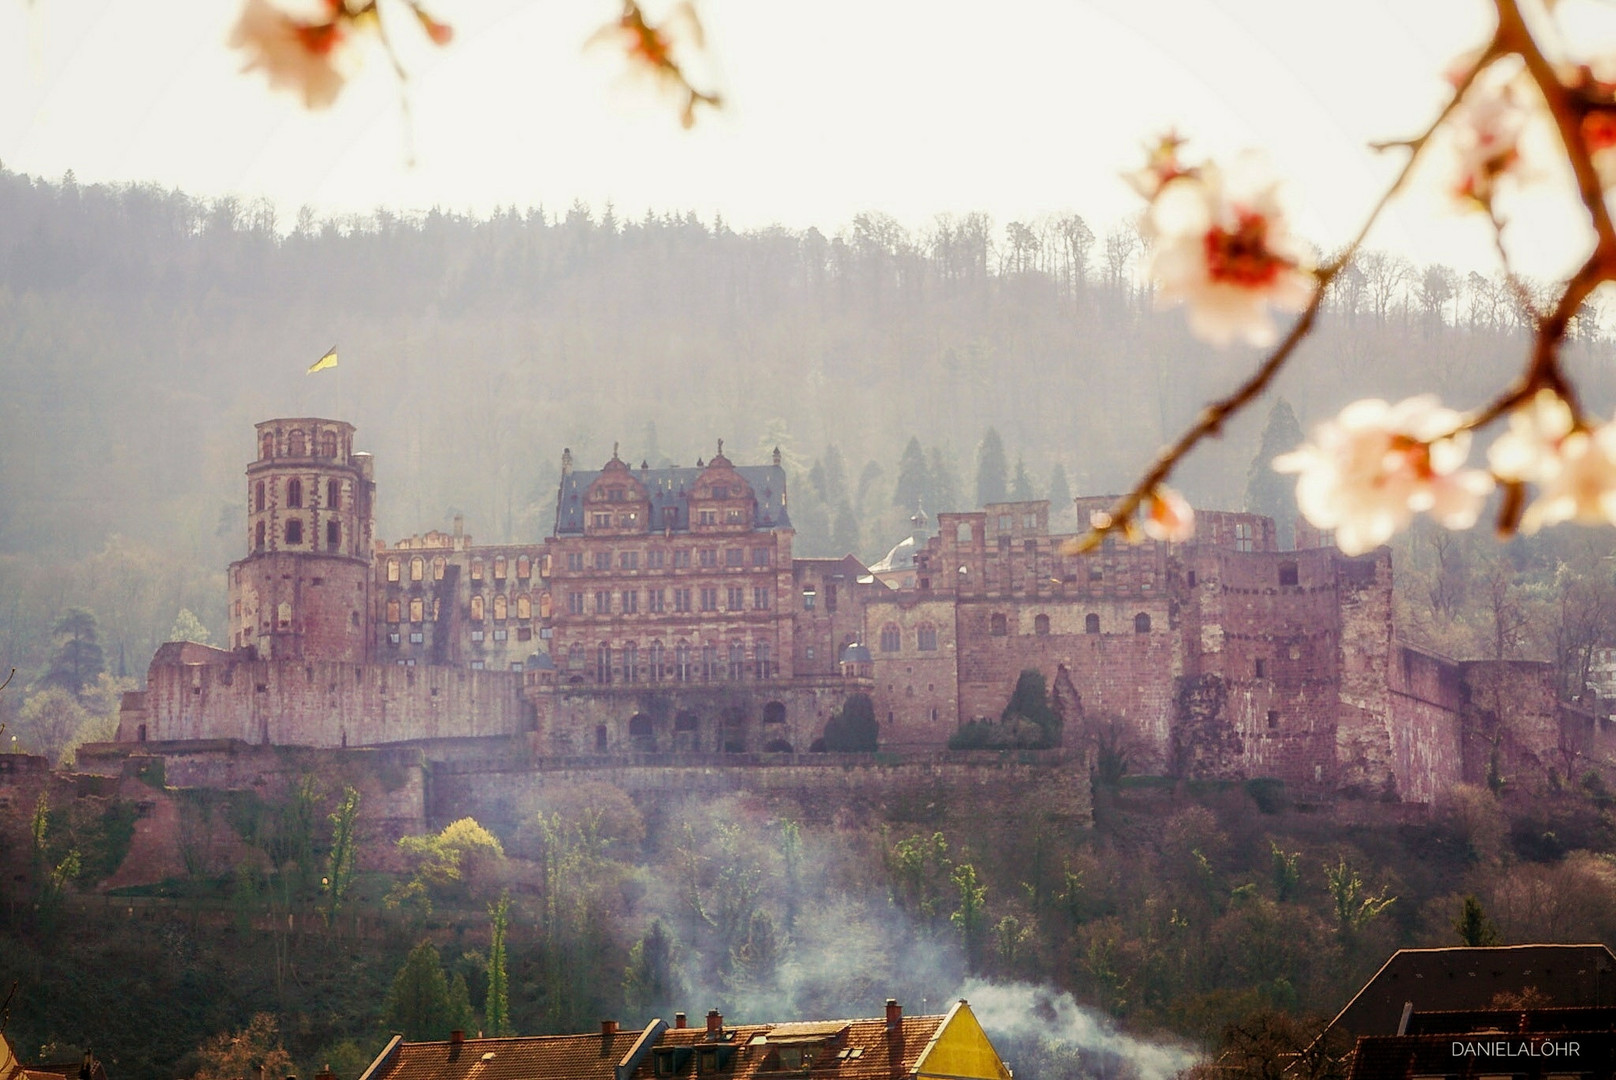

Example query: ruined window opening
[285,519,303,545]
[517,555,531,578]
[675,710,698,732]
[1267,710,1280,729]
[410,556,424,582]
[1279,561,1298,586]
[1187,570,1197,588]
[1025,539,1037,554]
[880,624,902,652]
[255,481,266,512]
[1134,612,1151,633]
[825,584,837,613]
[756,644,773,679]
[597,645,612,683]
[494,594,508,621]
[433,556,446,581]
[1034,614,1050,636]
[327,520,340,550]
[917,624,938,651]
[990,613,1008,636]
[999,535,1012,552]
[517,594,532,620]
[494,556,508,579]
[629,713,652,739]
[595,725,608,752]
[956,522,973,544]
[327,479,340,507]
[409,598,424,623]
[387,558,400,582]
[261,433,274,459]
[256,521,266,551]
[1255,658,1267,678]
[387,600,401,623]
[321,431,338,458]
[1236,522,1255,552]
[289,430,305,456]
[1085,613,1100,634]
[471,559,484,580]
[471,595,485,621]
[287,479,303,508]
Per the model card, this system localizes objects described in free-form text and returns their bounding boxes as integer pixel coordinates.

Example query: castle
[112,418,1603,802]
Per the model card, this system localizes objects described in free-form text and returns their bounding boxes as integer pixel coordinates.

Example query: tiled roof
[555,465,791,536]
[633,1015,946,1080]
[366,1030,646,1080]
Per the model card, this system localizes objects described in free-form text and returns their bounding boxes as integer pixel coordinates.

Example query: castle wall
[1384,647,1465,804]
[866,594,961,748]
[231,551,372,663]
[1459,660,1569,786]
[137,657,528,747]
[1333,549,1398,795]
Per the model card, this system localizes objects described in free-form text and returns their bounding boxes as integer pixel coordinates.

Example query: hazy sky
[0,0,1607,279]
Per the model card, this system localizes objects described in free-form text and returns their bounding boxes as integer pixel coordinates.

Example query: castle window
[568,552,585,572]
[409,631,423,644]
[647,549,665,569]
[825,584,838,613]
[998,514,1012,533]
[567,644,584,671]
[494,556,507,579]
[389,632,400,646]
[289,430,306,457]
[432,556,446,581]
[621,551,639,570]
[471,559,484,580]
[674,588,691,613]
[757,643,773,678]
[1134,612,1151,633]
[493,594,508,621]
[517,555,531,579]
[725,642,742,680]
[917,623,938,650]
[725,509,745,524]
[517,594,532,620]
[663,507,678,529]
[472,629,484,642]
[990,613,1008,636]
[1236,522,1254,552]
[471,595,485,621]
[387,558,400,582]
[802,588,816,610]
[595,725,607,750]
[752,547,771,565]
[493,628,507,641]
[726,547,744,566]
[700,549,718,567]
[595,551,612,571]
[432,599,441,620]
[592,512,611,528]
[328,480,340,508]
[255,481,266,512]
[606,486,625,503]
[880,624,902,652]
[1255,658,1267,678]
[410,556,424,582]
[713,486,729,499]
[702,645,718,680]
[326,520,340,550]
[1267,710,1280,729]
[261,433,274,459]
[595,591,611,614]
[277,601,292,629]
[619,513,637,528]
[1187,570,1197,588]
[698,510,717,526]
[1034,614,1051,636]
[568,592,585,615]
[649,641,664,680]
[623,590,639,614]
[623,644,639,683]
[649,589,666,613]
[387,600,401,623]
[1085,613,1100,634]
[675,642,692,682]
[957,522,973,544]
[700,587,719,611]
[753,587,771,610]
[285,519,303,545]
[540,592,553,618]
[1025,539,1037,554]
[409,598,424,623]
[674,550,691,568]
[256,521,266,551]
[1279,560,1298,586]
[727,586,745,611]
[321,431,338,458]
[287,479,303,508]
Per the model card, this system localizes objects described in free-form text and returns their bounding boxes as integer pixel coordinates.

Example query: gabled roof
[555,464,791,536]
[631,1014,949,1080]
[361,1030,647,1080]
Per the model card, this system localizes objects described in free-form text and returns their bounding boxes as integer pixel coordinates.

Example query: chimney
[450,1031,465,1047]
[674,1013,688,1029]
[885,1000,901,1033]
[706,1010,722,1037]
[602,1020,619,1037]
[316,1066,336,1080]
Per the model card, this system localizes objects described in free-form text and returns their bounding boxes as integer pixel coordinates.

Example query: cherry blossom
[1123,132,1195,203]
[1142,159,1316,348]
[1515,420,1616,532]
[229,0,354,110]
[1446,75,1531,209]
[1273,396,1493,556]
[1486,388,1574,483]
[1142,486,1195,543]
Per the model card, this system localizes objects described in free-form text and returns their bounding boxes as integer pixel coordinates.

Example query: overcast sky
[0,0,1609,280]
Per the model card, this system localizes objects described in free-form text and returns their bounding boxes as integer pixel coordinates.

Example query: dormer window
[776,1047,816,1071]
[607,487,626,502]
[713,485,729,499]
[699,510,717,526]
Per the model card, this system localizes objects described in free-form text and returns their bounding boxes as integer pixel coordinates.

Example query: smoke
[959,979,1199,1080]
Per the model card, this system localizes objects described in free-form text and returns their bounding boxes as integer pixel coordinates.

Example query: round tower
[229,419,376,662]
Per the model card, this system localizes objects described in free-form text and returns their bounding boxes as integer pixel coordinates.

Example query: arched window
[289,430,306,457]
[1134,612,1151,634]
[287,479,303,508]
[648,640,664,681]
[285,519,303,545]
[255,521,266,551]
[1085,613,1100,634]
[493,594,508,621]
[517,594,532,620]
[494,555,508,579]
[1034,614,1051,636]
[629,714,653,738]
[255,481,266,513]
[675,641,692,682]
[756,642,772,678]
[539,592,553,619]
[517,555,531,579]
[763,701,787,724]
[675,710,698,732]
[471,559,484,581]
[327,479,340,508]
[623,643,639,683]
[597,644,612,683]
[261,433,275,459]
[386,600,400,623]
[387,558,400,582]
[567,644,585,671]
[917,623,938,651]
[729,641,745,680]
[470,595,485,621]
[321,431,338,458]
[409,598,424,623]
[410,556,424,582]
[990,613,1008,636]
[432,556,446,580]
[326,520,340,550]
[880,624,902,652]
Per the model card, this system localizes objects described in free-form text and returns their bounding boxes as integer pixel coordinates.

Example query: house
[356,1001,1010,1080]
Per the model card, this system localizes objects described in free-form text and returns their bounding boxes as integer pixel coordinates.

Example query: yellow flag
[307,346,338,374]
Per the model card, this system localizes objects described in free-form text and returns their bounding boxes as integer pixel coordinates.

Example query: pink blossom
[1123,131,1195,202]
[1486,388,1574,484]
[1143,159,1315,348]
[1273,396,1492,556]
[1447,77,1530,209]
[1517,421,1616,532]
[229,0,353,110]
[1142,486,1195,543]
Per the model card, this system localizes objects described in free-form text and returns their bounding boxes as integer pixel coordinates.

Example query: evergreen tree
[1453,894,1501,946]
[485,892,512,1035]
[1001,669,1062,747]
[823,693,878,751]
[821,445,850,505]
[855,461,885,511]
[927,446,960,512]
[1245,399,1305,548]
[386,940,455,1040]
[623,918,683,1015]
[1010,456,1038,501]
[42,608,104,697]
[1047,464,1073,526]
[831,503,861,557]
[976,429,1008,507]
[893,437,930,511]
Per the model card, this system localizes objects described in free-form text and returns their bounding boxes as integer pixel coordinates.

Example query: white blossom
[229,0,354,110]
[1518,421,1616,532]
[1143,159,1315,348]
[1273,396,1492,556]
[1487,388,1573,483]
[1142,486,1195,543]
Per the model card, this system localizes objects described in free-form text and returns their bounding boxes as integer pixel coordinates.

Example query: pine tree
[386,940,455,1040]
[831,503,861,557]
[821,445,849,505]
[976,429,1008,507]
[1010,456,1038,501]
[1453,894,1501,946]
[927,447,960,512]
[624,918,683,1015]
[1246,399,1305,548]
[43,608,104,697]
[1047,464,1073,528]
[893,437,930,511]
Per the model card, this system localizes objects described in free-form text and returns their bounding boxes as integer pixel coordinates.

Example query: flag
[307,346,338,374]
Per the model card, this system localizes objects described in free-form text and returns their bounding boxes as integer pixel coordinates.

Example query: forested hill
[0,164,1610,676]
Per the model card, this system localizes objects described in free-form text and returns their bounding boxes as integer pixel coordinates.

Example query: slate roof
[555,465,791,536]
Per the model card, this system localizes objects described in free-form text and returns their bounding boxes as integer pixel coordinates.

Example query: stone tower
[228,418,375,662]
